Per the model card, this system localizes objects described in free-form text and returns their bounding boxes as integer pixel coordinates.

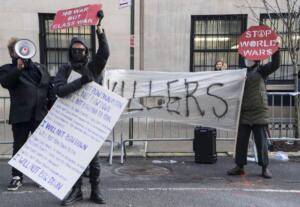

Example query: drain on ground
[115,165,170,176]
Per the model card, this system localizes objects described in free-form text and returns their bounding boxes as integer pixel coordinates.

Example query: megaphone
[14,39,36,59]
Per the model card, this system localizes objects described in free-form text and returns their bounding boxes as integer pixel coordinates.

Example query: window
[260,13,300,82]
[190,15,247,72]
[38,13,96,76]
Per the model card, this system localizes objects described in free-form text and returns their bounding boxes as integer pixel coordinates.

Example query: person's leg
[252,125,272,178]
[89,151,105,204]
[89,151,101,184]
[7,122,31,191]
[228,124,251,175]
[30,120,40,133]
[61,176,83,206]
[11,122,31,178]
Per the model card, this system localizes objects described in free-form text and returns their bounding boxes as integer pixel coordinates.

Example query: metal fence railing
[110,92,299,163]
[1,92,299,164]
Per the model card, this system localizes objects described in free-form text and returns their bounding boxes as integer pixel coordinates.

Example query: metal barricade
[0,97,12,143]
[267,92,298,140]
[114,92,299,163]
[0,93,299,164]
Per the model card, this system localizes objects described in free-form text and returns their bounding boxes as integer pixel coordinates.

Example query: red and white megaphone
[14,39,36,59]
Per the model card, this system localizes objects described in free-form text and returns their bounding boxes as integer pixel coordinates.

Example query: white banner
[104,69,247,131]
[9,81,128,199]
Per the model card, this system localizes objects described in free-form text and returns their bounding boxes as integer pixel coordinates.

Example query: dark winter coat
[240,51,280,125]
[0,61,55,124]
[54,31,109,98]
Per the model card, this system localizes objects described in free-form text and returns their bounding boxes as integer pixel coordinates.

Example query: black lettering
[167,80,181,115]
[207,83,228,118]
[185,79,205,117]
[141,80,163,110]
[121,81,125,97]
[127,81,144,112]
[111,82,118,92]
[107,79,110,90]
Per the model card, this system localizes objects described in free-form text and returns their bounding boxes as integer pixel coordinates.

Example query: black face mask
[71,48,86,62]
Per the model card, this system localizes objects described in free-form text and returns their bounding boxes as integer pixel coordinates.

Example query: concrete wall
[0,0,132,95]
[0,0,290,93]
[142,0,288,72]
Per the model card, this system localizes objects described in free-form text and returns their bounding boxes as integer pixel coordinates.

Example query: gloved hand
[97,10,104,27]
[97,10,104,21]
[80,75,92,85]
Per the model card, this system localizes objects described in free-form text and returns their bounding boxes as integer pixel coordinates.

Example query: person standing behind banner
[0,37,55,191]
[214,60,227,71]
[54,10,109,206]
[227,38,281,179]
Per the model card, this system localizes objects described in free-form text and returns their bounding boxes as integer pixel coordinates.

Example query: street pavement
[0,156,300,207]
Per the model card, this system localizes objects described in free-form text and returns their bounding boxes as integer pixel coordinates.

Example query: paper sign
[51,4,102,30]
[238,25,278,60]
[9,80,128,199]
[119,0,131,9]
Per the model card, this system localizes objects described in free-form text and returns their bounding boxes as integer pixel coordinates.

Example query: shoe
[262,167,272,179]
[227,166,245,176]
[61,186,83,206]
[90,184,106,204]
[7,176,22,191]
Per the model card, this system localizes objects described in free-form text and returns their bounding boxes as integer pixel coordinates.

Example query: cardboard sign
[8,76,128,200]
[51,4,102,30]
[238,25,278,60]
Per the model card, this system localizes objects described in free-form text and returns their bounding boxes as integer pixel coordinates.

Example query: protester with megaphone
[0,37,56,191]
[54,10,109,206]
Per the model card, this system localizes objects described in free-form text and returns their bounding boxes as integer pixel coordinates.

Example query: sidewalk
[1,156,300,207]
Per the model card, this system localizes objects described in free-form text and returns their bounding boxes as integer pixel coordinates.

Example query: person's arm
[258,38,281,79]
[87,26,110,76]
[258,50,280,79]
[47,77,56,109]
[54,65,90,98]
[0,59,24,88]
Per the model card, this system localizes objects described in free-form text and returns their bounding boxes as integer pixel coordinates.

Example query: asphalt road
[1,156,300,207]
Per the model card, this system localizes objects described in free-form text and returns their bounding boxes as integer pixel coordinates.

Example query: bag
[193,127,217,164]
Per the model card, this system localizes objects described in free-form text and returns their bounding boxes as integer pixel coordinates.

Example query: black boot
[90,184,106,204]
[262,167,272,179]
[61,186,83,206]
[227,165,245,176]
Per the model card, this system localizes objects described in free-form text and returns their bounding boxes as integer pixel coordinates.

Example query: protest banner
[8,76,128,200]
[238,25,278,60]
[104,69,247,131]
[51,4,102,30]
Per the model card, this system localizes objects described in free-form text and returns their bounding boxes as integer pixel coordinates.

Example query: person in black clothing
[227,38,281,179]
[54,11,109,206]
[0,37,55,191]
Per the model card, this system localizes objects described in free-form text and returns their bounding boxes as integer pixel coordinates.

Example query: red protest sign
[238,25,278,60]
[51,4,102,30]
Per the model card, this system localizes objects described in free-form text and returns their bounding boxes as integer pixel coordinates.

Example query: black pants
[11,120,40,178]
[235,124,269,167]
[74,151,101,187]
